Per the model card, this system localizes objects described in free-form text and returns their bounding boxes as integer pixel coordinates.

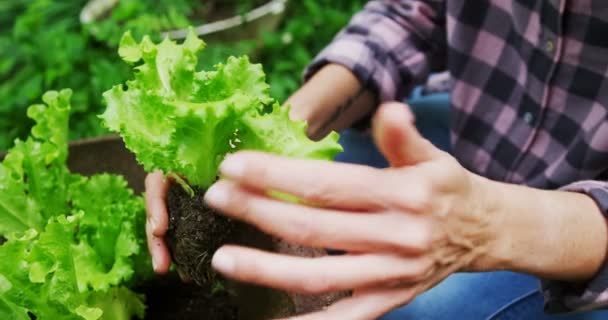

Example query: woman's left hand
[204,102,500,319]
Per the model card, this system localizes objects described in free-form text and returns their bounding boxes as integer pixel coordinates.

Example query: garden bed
[0,135,346,319]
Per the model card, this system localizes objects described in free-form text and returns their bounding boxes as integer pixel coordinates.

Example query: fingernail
[149,217,158,232]
[204,183,229,207]
[220,155,245,179]
[152,256,159,272]
[212,250,235,274]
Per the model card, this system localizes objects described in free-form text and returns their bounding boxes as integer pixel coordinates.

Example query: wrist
[463,175,510,272]
[469,178,608,281]
[286,64,375,140]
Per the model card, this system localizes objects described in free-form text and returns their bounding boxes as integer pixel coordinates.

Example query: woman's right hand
[145,171,172,274]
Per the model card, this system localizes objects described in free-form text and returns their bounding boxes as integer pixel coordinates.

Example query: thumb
[372,102,440,167]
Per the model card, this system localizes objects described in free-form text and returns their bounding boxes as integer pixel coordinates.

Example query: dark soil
[165,184,243,286]
[140,274,238,320]
[162,184,296,320]
[138,273,296,320]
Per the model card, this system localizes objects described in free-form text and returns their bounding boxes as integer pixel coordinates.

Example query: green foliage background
[0,0,367,150]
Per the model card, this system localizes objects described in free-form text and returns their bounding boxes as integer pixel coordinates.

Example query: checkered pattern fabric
[305,0,608,313]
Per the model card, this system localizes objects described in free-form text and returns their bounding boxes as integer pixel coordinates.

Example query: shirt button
[545,39,555,53]
[523,112,534,124]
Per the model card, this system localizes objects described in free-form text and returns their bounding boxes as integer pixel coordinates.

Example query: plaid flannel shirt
[305,0,608,314]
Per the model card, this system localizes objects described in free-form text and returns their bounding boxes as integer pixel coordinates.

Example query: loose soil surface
[166,184,244,286]
[159,183,296,320]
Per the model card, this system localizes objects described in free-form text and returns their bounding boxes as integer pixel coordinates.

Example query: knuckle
[249,162,271,185]
[300,275,334,294]
[400,259,434,282]
[230,191,254,220]
[414,259,435,280]
[388,216,433,253]
[302,184,335,204]
[408,180,435,212]
[289,219,317,245]
[412,221,433,251]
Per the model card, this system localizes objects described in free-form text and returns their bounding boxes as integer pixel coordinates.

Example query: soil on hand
[165,184,243,286]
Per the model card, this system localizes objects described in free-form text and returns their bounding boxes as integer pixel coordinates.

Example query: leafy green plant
[84,0,201,47]
[101,30,342,189]
[0,0,265,151]
[0,90,149,319]
[0,0,124,149]
[0,1,366,151]
[100,28,342,293]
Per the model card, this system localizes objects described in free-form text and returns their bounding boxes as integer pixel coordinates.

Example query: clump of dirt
[162,183,299,320]
[165,184,244,286]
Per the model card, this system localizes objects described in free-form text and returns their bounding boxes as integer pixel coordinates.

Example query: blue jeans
[334,91,608,319]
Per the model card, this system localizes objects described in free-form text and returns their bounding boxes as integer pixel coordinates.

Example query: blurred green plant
[0,0,126,149]
[260,0,367,102]
[84,0,202,47]
[0,0,366,150]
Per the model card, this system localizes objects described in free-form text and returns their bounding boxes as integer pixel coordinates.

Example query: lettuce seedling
[100,30,342,286]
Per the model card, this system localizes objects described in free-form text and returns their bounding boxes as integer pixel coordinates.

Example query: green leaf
[102,29,342,189]
[0,90,149,320]
[117,31,142,63]
[0,213,147,320]
[0,89,72,239]
[88,287,146,320]
[239,103,342,160]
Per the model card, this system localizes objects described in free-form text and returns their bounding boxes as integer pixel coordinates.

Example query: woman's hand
[204,102,500,319]
[145,170,172,274]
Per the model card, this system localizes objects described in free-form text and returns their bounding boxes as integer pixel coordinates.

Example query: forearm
[286,64,376,140]
[477,177,608,281]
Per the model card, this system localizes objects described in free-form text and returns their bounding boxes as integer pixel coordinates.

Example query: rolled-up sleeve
[304,0,447,102]
[542,181,608,313]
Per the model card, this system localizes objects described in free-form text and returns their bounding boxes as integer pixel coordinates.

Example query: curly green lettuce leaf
[239,103,342,160]
[0,90,149,320]
[0,214,146,320]
[102,29,342,189]
[0,229,72,320]
[0,216,100,320]
[87,286,146,320]
[0,89,72,239]
[68,174,150,291]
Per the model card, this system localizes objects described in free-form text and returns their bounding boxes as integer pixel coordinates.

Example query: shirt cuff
[303,37,398,103]
[541,181,608,313]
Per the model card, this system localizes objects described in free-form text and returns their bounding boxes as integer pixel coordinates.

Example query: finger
[280,286,417,320]
[145,171,170,237]
[205,180,434,253]
[211,246,432,294]
[372,102,441,167]
[146,220,172,274]
[216,152,431,211]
